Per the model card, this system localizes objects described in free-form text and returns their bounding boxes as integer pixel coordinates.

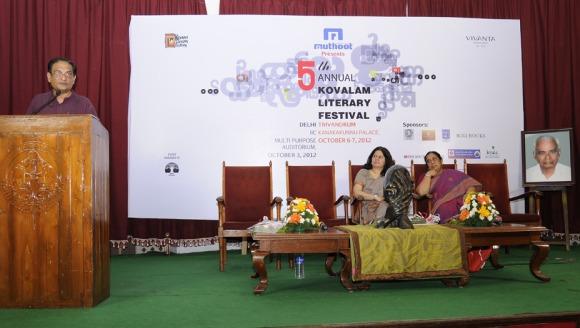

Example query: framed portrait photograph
[521,128,575,187]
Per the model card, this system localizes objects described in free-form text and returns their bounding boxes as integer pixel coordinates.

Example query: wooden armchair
[348,161,364,224]
[463,159,543,264]
[286,161,349,227]
[411,159,457,215]
[217,161,282,272]
[463,159,542,226]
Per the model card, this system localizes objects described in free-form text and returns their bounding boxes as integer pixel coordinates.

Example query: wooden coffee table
[451,224,551,285]
[250,228,355,294]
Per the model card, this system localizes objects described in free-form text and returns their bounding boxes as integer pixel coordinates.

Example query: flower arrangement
[279,198,323,233]
[454,191,501,227]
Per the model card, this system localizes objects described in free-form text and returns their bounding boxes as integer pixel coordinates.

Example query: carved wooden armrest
[412,192,432,200]
[334,194,350,206]
[509,190,543,202]
[271,196,283,221]
[270,196,283,207]
[216,196,225,227]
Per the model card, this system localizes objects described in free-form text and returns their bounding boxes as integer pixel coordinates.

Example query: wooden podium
[0,115,110,308]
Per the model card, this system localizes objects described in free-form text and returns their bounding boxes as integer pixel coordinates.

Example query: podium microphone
[30,89,62,115]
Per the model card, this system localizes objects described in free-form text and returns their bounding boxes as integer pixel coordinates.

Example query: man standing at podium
[26,57,97,116]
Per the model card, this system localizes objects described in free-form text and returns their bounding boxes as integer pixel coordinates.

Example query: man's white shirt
[526,162,571,182]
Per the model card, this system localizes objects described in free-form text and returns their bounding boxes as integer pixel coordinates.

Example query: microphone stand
[30,89,62,115]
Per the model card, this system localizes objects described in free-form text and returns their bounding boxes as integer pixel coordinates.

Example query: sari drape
[422,169,481,223]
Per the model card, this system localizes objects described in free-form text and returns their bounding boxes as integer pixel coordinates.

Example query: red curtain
[219,0,407,15]
[408,0,580,236]
[1,0,578,241]
[0,0,206,240]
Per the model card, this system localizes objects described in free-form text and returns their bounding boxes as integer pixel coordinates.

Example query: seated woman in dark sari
[415,151,481,223]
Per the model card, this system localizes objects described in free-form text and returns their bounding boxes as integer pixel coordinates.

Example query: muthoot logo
[314,28,353,50]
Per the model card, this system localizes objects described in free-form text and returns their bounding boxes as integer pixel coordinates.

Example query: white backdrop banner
[128,15,524,219]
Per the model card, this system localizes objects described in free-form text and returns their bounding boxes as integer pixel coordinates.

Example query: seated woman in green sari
[415,151,481,223]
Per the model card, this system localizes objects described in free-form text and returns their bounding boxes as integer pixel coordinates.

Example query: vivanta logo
[165,33,189,48]
[465,34,495,48]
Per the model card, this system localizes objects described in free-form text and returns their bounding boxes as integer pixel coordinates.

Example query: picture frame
[521,128,575,187]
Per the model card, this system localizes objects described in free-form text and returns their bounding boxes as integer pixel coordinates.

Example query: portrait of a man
[525,134,572,183]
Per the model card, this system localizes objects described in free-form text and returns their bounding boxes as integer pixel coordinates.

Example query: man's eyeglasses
[52,70,74,79]
[535,149,559,156]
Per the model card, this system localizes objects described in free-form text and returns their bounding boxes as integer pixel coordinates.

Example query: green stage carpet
[0,246,578,327]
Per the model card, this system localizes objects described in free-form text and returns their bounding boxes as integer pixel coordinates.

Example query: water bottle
[294,254,305,279]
